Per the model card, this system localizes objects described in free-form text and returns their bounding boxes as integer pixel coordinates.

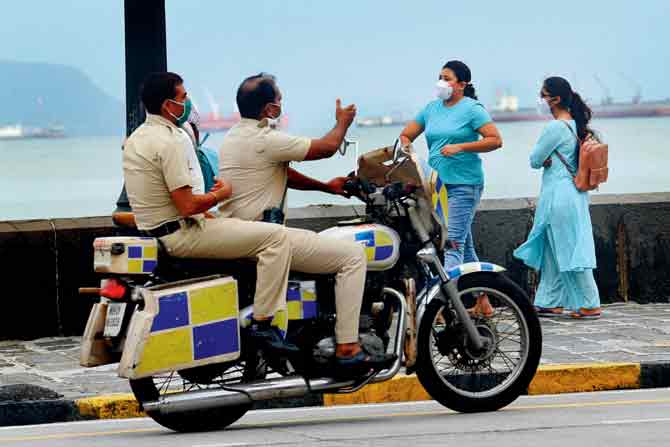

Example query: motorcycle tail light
[100,278,127,300]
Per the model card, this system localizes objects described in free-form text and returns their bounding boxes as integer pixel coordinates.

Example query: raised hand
[335,98,357,129]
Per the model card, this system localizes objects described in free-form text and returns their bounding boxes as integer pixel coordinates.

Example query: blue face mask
[167,98,192,126]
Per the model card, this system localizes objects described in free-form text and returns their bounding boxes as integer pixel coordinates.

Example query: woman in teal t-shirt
[400,60,502,316]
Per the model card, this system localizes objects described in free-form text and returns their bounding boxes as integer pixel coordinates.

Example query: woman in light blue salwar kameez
[514,77,601,320]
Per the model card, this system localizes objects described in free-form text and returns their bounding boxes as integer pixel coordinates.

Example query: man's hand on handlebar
[326,176,353,198]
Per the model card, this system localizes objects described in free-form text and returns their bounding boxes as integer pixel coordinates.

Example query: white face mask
[537,98,552,116]
[435,80,453,100]
[266,102,282,129]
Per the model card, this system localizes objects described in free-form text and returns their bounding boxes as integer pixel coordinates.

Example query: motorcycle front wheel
[416,272,541,413]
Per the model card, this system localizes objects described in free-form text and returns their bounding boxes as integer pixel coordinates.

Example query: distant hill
[0,60,124,136]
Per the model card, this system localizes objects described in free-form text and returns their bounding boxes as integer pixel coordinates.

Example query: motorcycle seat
[112,211,137,229]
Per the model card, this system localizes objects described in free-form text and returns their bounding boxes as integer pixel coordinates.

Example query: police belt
[140,219,183,238]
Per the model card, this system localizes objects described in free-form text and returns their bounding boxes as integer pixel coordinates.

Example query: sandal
[467,294,495,318]
[534,306,564,318]
[569,308,602,320]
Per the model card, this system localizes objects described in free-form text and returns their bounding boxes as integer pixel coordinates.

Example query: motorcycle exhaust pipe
[142,287,407,416]
[142,376,355,415]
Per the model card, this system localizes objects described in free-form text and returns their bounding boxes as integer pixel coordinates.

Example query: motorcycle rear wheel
[130,354,266,432]
[416,272,541,413]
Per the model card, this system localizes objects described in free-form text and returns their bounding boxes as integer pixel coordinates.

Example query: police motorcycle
[79,139,541,433]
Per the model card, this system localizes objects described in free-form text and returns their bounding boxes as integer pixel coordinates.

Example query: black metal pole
[116,0,167,211]
[124,0,167,135]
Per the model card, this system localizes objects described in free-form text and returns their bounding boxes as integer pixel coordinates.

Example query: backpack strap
[561,120,580,142]
[553,121,579,176]
[554,149,576,176]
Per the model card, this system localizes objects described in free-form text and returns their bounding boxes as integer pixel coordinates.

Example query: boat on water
[199,111,289,132]
[199,111,242,132]
[356,112,406,128]
[356,92,670,128]
[0,124,65,140]
[490,94,670,123]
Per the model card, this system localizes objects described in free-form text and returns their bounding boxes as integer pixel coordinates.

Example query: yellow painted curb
[528,363,640,395]
[73,363,643,417]
[76,393,145,419]
[324,363,641,406]
[324,375,431,407]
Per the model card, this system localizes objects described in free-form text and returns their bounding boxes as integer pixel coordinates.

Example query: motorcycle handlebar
[343,178,376,196]
[383,182,418,201]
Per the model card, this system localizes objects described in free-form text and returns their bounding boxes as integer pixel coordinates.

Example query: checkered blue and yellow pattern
[287,280,318,320]
[432,175,448,227]
[93,237,158,275]
[446,262,504,280]
[355,230,395,263]
[239,280,318,339]
[126,243,158,274]
[133,278,240,376]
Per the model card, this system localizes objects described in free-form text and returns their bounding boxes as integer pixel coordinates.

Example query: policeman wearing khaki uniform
[122,74,295,353]
[215,73,394,372]
[219,117,367,344]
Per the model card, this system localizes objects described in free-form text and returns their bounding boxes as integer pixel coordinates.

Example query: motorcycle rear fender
[80,301,122,367]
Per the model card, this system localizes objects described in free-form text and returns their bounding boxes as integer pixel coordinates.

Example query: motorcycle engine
[313,332,386,365]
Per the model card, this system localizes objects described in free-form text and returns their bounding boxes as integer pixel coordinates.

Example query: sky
[2,0,669,133]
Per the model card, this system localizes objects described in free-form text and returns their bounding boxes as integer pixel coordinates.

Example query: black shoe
[335,351,397,380]
[248,319,300,354]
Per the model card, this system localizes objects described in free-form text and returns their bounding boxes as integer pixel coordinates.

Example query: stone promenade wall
[1,193,668,339]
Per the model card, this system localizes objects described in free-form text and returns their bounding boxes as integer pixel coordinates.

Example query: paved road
[1,389,669,446]
[3,303,670,399]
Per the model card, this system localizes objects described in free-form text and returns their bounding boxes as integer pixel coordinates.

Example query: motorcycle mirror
[392,138,402,163]
[339,138,356,156]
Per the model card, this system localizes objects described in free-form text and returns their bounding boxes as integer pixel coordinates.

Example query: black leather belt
[141,220,182,238]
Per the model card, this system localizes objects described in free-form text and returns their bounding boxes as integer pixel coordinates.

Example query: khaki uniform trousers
[161,218,291,319]
[286,228,366,344]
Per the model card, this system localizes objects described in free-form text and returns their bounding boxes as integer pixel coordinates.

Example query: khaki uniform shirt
[218,118,310,221]
[123,114,198,230]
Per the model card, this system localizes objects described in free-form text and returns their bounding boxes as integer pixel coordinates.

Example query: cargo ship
[198,110,290,132]
[198,111,242,132]
[356,92,670,128]
[490,94,670,123]
[0,124,65,140]
[356,112,406,128]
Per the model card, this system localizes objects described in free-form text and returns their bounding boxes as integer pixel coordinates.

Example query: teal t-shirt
[415,97,492,185]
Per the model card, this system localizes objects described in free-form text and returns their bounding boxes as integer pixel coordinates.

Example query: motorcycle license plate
[95,249,111,268]
[103,302,127,337]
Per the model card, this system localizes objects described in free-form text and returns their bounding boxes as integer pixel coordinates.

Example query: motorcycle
[79,139,541,432]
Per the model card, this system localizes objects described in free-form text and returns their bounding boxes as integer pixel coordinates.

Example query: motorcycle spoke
[493,351,516,372]
[156,372,175,394]
[428,287,531,398]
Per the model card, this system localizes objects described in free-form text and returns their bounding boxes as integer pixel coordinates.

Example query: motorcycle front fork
[416,248,488,351]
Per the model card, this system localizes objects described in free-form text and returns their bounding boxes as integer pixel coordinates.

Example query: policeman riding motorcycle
[79,72,541,433]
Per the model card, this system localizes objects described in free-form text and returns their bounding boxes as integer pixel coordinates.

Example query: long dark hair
[443,60,477,100]
[543,76,593,140]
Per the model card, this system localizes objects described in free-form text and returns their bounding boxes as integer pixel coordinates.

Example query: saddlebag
[93,236,158,275]
[118,276,241,379]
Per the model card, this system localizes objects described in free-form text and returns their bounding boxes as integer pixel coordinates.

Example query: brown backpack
[554,121,609,192]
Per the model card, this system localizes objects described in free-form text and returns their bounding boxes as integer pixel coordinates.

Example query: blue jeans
[444,184,484,270]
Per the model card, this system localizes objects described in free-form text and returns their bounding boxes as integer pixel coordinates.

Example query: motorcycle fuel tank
[319,224,400,271]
